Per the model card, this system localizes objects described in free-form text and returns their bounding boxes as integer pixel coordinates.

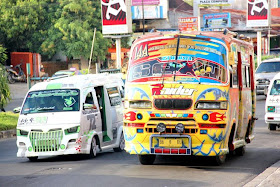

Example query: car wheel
[235,146,245,156]
[89,137,98,158]
[8,73,15,84]
[211,154,226,165]
[269,123,276,131]
[28,156,38,162]
[138,154,156,165]
[113,133,125,152]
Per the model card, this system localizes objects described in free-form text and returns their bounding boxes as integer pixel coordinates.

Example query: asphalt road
[1,84,280,186]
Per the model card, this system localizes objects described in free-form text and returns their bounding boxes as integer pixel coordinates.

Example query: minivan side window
[85,92,94,104]
[107,87,122,106]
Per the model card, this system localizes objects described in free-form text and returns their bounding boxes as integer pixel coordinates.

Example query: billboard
[132,0,160,6]
[246,0,269,27]
[101,0,132,35]
[203,13,231,29]
[178,17,198,31]
[131,6,165,19]
[198,0,234,6]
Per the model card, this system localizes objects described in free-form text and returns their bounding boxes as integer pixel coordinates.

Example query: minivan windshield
[270,80,280,95]
[21,89,80,114]
[256,61,280,73]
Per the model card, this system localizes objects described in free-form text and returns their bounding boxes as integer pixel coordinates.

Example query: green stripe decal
[46,83,62,89]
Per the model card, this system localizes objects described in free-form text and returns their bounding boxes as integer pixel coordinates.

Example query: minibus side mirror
[83,103,97,110]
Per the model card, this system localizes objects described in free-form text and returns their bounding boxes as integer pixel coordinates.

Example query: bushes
[0,45,10,110]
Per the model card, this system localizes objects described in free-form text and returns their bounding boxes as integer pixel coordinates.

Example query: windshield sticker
[151,84,195,96]
[64,97,76,107]
[29,90,78,98]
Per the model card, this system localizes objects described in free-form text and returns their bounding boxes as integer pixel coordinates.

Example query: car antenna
[173,34,181,82]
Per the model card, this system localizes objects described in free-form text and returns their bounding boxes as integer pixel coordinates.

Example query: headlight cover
[196,101,228,110]
[129,101,152,109]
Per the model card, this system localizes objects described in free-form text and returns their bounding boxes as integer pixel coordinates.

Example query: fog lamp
[175,123,184,133]
[157,123,166,133]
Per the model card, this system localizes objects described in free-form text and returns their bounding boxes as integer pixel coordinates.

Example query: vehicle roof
[262,58,280,63]
[29,74,122,92]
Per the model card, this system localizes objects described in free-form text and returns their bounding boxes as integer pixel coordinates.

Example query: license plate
[159,138,183,148]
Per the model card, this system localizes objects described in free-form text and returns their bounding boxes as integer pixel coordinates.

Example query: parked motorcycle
[6,64,26,84]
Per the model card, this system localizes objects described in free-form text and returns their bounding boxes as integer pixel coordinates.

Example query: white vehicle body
[265,72,280,130]
[17,74,125,160]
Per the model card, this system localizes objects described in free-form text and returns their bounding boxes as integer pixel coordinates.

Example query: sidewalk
[244,160,280,187]
[0,82,29,139]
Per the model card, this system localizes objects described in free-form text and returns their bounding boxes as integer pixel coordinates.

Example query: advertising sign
[203,13,231,29]
[101,0,132,34]
[198,0,234,6]
[178,17,198,31]
[131,6,165,19]
[132,0,160,6]
[246,0,269,27]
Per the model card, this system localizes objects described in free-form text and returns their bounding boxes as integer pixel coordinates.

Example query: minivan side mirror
[83,103,97,110]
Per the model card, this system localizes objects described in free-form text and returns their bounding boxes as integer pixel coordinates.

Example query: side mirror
[83,103,97,110]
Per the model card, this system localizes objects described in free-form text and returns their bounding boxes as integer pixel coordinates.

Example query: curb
[0,129,16,139]
[244,160,280,187]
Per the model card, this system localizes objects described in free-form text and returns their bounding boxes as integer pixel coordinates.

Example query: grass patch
[0,112,19,131]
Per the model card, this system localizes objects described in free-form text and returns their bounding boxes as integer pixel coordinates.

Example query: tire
[8,73,15,84]
[89,137,98,158]
[235,146,245,156]
[269,123,276,131]
[211,154,226,166]
[138,154,156,165]
[28,156,38,162]
[113,133,125,152]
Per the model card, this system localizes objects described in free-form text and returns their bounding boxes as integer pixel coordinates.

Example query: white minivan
[17,74,125,161]
[265,72,280,130]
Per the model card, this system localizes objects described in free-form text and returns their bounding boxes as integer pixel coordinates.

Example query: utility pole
[142,0,145,35]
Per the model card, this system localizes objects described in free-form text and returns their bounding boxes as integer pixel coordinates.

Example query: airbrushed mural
[124,32,256,164]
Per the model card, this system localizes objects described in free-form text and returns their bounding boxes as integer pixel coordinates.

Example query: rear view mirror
[83,103,97,110]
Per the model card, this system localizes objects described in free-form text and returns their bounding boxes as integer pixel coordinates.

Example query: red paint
[163,149,170,154]
[171,149,179,154]
[151,84,164,95]
[126,123,145,127]
[124,111,136,121]
[209,112,225,122]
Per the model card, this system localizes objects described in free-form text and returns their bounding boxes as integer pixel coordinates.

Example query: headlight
[17,129,29,137]
[196,101,227,110]
[267,106,275,112]
[65,126,80,135]
[129,101,152,109]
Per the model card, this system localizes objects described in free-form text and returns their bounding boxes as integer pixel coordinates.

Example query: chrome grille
[29,130,63,152]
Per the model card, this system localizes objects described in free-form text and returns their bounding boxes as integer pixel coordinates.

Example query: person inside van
[270,80,280,95]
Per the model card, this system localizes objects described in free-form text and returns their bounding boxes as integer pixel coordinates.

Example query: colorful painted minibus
[123,31,256,165]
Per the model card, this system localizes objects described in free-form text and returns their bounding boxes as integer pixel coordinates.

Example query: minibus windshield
[127,37,228,84]
[21,89,80,114]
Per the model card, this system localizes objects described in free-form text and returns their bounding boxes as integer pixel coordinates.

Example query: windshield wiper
[173,34,181,82]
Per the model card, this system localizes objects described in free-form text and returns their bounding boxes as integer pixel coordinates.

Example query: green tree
[42,0,111,61]
[0,0,52,53]
[0,45,10,111]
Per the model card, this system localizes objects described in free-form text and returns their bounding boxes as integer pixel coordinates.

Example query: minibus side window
[107,87,122,106]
